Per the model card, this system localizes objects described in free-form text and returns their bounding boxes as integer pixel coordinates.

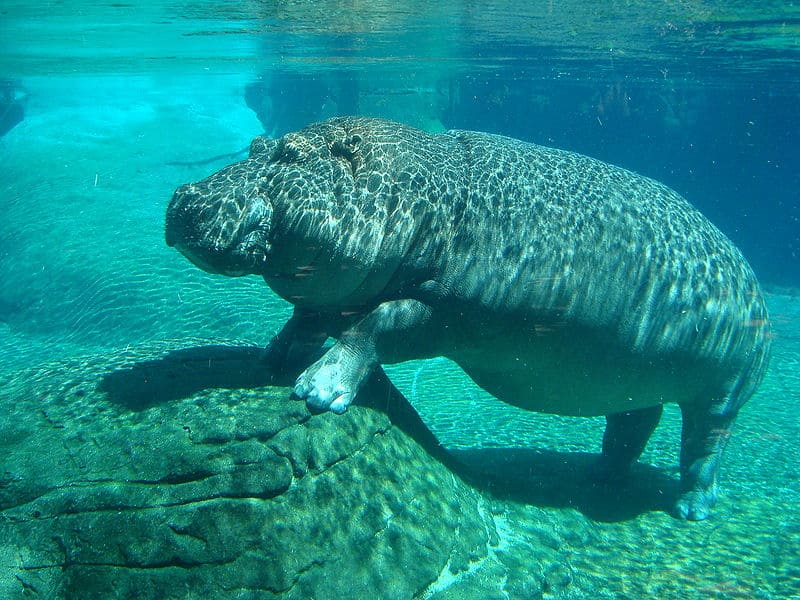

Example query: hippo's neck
[264,178,449,309]
[375,136,472,298]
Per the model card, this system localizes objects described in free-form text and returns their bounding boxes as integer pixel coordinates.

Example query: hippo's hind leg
[293,299,436,414]
[675,399,740,520]
[591,405,663,481]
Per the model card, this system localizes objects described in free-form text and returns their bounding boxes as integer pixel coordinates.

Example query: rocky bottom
[0,342,494,599]
[1,305,799,600]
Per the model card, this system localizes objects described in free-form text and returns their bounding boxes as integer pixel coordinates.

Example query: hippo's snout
[165,183,272,277]
[164,184,191,248]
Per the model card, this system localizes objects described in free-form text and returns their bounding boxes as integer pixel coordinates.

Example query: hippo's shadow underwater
[164,116,771,521]
[98,344,674,522]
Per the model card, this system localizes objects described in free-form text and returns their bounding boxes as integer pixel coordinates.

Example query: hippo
[165,116,771,520]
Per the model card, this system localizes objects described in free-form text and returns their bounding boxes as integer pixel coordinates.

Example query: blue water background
[1,3,799,598]
[2,1,798,287]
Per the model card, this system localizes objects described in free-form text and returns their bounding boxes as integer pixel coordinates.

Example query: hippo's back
[432,130,770,405]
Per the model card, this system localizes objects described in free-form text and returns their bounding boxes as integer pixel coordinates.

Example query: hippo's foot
[293,344,372,414]
[674,487,718,521]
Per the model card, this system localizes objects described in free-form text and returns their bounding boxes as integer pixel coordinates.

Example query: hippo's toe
[674,488,718,521]
[292,344,367,414]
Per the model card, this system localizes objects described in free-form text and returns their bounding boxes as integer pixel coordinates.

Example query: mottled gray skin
[166,117,771,520]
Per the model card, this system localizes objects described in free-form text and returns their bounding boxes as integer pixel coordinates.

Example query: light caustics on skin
[165,116,770,520]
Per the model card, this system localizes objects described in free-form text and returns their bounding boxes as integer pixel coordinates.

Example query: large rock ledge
[0,343,493,599]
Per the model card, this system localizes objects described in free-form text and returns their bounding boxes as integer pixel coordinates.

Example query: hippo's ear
[330,134,363,177]
[249,136,278,159]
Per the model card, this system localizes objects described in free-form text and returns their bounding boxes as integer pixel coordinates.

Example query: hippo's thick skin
[166,117,771,520]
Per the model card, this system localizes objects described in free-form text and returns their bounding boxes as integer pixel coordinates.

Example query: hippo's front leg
[262,307,331,376]
[293,299,434,414]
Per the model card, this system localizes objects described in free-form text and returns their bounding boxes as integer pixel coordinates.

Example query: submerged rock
[0,342,492,599]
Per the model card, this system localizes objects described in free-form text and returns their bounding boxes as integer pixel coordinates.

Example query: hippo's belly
[446,320,722,417]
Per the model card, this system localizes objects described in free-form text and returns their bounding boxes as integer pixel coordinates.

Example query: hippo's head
[165,140,275,277]
[166,117,446,307]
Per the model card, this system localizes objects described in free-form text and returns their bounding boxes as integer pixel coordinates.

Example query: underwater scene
[1,1,799,598]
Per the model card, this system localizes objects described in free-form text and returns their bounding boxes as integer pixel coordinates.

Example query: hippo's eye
[274,134,308,164]
[276,142,300,163]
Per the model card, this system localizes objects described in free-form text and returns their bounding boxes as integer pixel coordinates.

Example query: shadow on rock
[98,345,285,410]
[448,446,678,522]
[98,344,456,468]
[98,344,675,521]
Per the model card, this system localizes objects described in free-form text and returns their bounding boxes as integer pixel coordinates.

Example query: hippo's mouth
[165,185,273,277]
[169,227,271,277]
[231,227,273,274]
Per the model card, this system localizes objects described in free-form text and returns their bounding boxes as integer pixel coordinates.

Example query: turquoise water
[1,2,799,599]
